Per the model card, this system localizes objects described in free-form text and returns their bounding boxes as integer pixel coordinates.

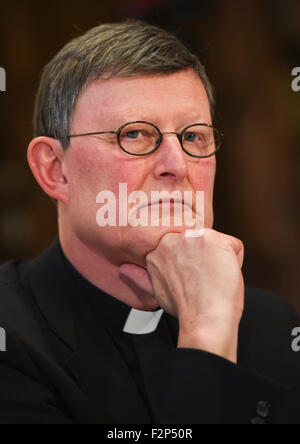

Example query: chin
[132,296,161,312]
[130,225,188,253]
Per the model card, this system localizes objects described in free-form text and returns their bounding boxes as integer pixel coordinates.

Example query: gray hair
[34,20,215,149]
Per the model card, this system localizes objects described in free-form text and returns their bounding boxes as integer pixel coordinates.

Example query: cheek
[188,160,216,229]
[65,144,148,203]
[190,158,216,194]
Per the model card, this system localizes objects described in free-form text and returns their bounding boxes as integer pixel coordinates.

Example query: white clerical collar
[123,308,164,335]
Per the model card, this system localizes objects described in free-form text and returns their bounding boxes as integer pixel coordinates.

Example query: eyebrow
[110,116,212,130]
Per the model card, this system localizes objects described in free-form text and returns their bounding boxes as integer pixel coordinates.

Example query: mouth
[126,193,204,229]
[141,198,193,211]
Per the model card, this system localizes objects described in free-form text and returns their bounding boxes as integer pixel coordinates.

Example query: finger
[226,235,244,269]
[119,263,153,295]
[237,242,244,269]
[209,230,244,269]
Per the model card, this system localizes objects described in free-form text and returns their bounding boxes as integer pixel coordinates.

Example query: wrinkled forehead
[71,69,212,132]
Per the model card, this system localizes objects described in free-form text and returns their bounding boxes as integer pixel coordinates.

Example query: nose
[152,132,188,181]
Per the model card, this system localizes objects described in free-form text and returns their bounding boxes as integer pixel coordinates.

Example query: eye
[183,132,198,142]
[125,130,140,139]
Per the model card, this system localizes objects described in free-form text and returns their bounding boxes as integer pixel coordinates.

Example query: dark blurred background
[0,0,300,312]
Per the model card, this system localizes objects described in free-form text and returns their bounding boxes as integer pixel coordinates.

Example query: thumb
[119,264,153,295]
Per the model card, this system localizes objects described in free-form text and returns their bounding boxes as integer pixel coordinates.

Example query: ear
[27,137,69,205]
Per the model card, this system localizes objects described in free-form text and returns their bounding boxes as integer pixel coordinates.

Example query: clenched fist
[120,229,245,363]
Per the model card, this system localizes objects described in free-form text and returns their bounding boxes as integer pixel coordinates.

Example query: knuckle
[159,232,177,248]
[194,228,214,244]
[202,228,215,240]
[232,236,244,250]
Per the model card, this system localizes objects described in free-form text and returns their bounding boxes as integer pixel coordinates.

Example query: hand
[119,229,245,363]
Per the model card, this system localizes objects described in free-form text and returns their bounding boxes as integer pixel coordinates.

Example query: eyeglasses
[67,121,223,158]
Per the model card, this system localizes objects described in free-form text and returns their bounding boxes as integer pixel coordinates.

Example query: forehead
[71,69,211,131]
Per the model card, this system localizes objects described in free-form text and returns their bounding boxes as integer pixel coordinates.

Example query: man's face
[62,68,216,267]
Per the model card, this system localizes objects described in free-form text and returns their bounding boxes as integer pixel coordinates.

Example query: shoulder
[0,259,19,286]
[0,259,31,317]
[0,258,51,354]
[0,259,27,318]
[239,288,300,387]
[0,261,78,424]
[243,286,299,326]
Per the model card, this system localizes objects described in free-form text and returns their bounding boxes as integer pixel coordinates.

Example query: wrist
[177,320,240,364]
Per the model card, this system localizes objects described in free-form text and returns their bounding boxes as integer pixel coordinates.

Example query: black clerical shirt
[61,246,177,420]
[0,238,300,424]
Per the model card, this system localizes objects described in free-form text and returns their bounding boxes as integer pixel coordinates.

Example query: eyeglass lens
[118,122,219,157]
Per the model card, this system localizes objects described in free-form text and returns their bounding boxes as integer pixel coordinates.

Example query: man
[0,20,299,424]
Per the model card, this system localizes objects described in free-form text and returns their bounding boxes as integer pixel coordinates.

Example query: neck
[58,223,159,312]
